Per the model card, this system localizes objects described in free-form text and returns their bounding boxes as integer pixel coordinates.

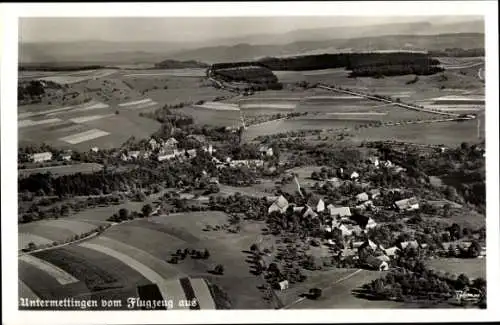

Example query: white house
[278,280,289,291]
[356,192,369,203]
[399,240,419,250]
[365,217,377,229]
[91,147,99,153]
[186,149,197,158]
[128,151,140,159]
[365,255,389,271]
[350,171,360,180]
[338,224,353,237]
[369,189,381,199]
[259,145,274,157]
[202,144,214,155]
[327,205,352,217]
[394,197,419,211]
[148,138,159,150]
[385,246,401,257]
[383,160,393,168]
[31,152,53,163]
[367,156,380,168]
[164,137,179,149]
[268,195,289,214]
[302,206,318,219]
[307,196,325,212]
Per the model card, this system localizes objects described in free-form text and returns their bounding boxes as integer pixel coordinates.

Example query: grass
[426,257,486,279]
[18,163,103,178]
[19,254,79,285]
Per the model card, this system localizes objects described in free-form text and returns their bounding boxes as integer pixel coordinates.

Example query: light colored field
[123,69,206,78]
[18,163,103,177]
[427,258,486,279]
[18,118,62,128]
[19,254,79,285]
[19,233,53,249]
[59,129,110,144]
[163,279,191,310]
[38,219,97,235]
[69,114,114,123]
[118,98,153,107]
[195,102,240,111]
[190,278,216,309]
[19,280,40,299]
[71,102,110,112]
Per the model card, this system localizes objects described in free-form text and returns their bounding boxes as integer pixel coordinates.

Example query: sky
[19,16,482,43]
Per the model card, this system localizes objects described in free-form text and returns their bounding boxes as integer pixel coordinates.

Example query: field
[18,219,102,250]
[426,258,486,280]
[18,69,231,150]
[19,211,274,309]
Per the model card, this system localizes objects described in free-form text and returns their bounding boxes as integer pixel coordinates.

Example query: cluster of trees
[154,59,208,69]
[428,48,485,57]
[18,80,57,102]
[212,65,282,90]
[168,248,210,264]
[19,194,124,224]
[349,64,443,78]
[107,204,153,223]
[360,256,486,305]
[141,106,194,127]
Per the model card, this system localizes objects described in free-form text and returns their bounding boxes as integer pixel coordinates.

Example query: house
[364,255,389,271]
[350,171,360,180]
[277,280,289,291]
[307,196,325,212]
[382,160,393,168]
[340,248,358,258]
[327,205,351,217]
[128,151,140,159]
[202,144,214,155]
[60,150,72,161]
[355,200,374,212]
[164,137,179,149]
[186,149,197,158]
[148,138,159,150]
[326,177,342,187]
[394,197,419,211]
[349,214,375,229]
[209,177,219,185]
[31,152,53,163]
[268,195,289,214]
[367,156,380,167]
[338,224,353,237]
[157,151,176,161]
[392,166,406,174]
[259,145,274,157]
[369,189,381,199]
[385,246,401,257]
[375,255,391,263]
[302,206,318,219]
[356,192,369,203]
[358,239,378,252]
[91,147,99,153]
[399,240,419,250]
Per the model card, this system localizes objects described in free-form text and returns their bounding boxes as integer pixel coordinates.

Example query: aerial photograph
[17,15,486,310]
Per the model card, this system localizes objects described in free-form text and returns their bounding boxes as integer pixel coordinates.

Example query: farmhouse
[369,189,381,199]
[327,205,351,217]
[202,144,214,155]
[358,239,378,251]
[31,152,53,163]
[350,171,360,180]
[356,192,369,203]
[91,147,99,153]
[364,255,389,271]
[367,156,380,167]
[394,197,419,211]
[399,240,420,250]
[148,138,159,150]
[302,206,318,219]
[385,246,401,257]
[277,280,289,291]
[164,137,179,149]
[268,195,289,214]
[259,145,274,157]
[375,255,391,263]
[59,150,72,161]
[307,196,325,212]
[186,149,197,158]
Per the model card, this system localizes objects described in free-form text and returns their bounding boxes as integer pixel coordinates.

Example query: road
[317,85,461,117]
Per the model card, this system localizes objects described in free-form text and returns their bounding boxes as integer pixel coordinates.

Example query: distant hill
[154,59,208,69]
[19,19,484,65]
[168,33,485,63]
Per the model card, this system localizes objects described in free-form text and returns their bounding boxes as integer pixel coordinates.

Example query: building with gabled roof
[385,246,401,257]
[369,189,381,199]
[399,240,419,250]
[327,205,351,217]
[350,171,360,180]
[356,192,370,203]
[259,145,274,157]
[307,195,325,212]
[394,197,419,211]
[364,255,389,271]
[268,195,289,214]
[31,152,53,163]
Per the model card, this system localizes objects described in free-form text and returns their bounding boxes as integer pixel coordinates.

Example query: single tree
[142,204,153,218]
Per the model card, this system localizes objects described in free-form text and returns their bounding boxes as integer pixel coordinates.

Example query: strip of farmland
[37,220,97,235]
[19,280,40,300]
[189,278,216,309]
[19,254,79,285]
[69,114,115,124]
[78,241,176,303]
[18,118,63,128]
[19,233,54,249]
[84,236,183,279]
[18,163,103,178]
[59,129,110,144]
[118,99,153,107]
